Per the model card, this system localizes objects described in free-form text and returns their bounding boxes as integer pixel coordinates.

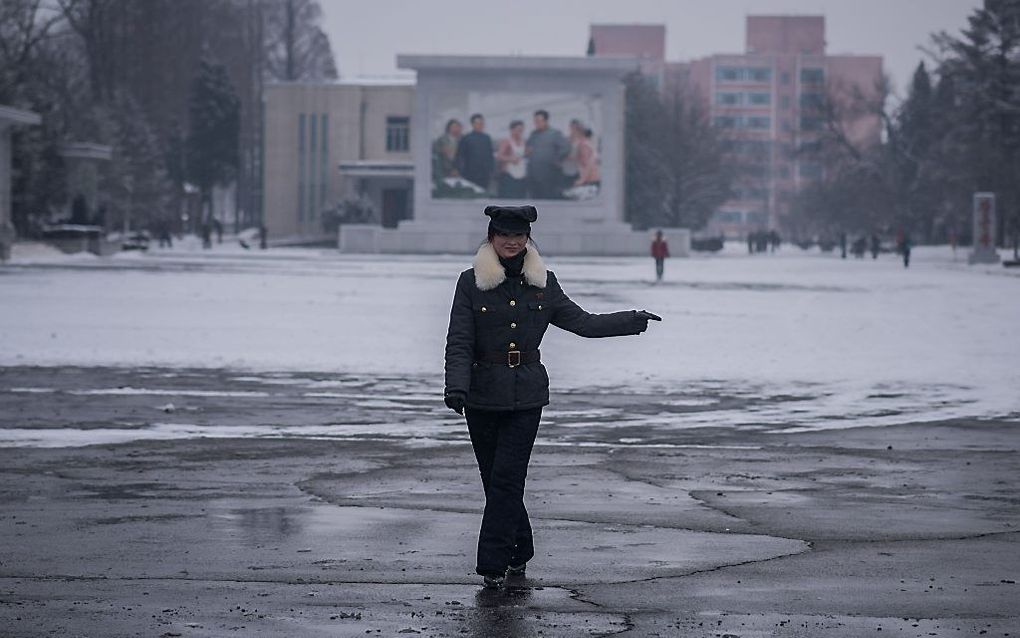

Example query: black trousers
[465,407,542,576]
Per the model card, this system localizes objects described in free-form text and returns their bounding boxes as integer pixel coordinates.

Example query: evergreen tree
[934,0,1020,252]
[624,73,671,229]
[102,92,174,233]
[186,57,241,221]
[888,62,943,240]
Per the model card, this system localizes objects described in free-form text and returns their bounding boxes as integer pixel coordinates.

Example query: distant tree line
[1,0,337,237]
[790,0,1020,252]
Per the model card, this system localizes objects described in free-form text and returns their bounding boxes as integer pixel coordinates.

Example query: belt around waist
[476,350,540,367]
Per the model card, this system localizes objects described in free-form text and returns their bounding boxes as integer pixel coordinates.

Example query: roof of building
[397,54,640,74]
[265,75,416,88]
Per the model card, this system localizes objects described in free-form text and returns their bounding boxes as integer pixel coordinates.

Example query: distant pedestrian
[157,222,173,249]
[768,230,781,253]
[259,225,268,250]
[201,222,212,249]
[213,218,224,244]
[444,205,660,590]
[870,233,880,259]
[747,233,754,254]
[852,236,867,259]
[651,230,670,282]
[899,232,912,268]
[839,232,847,259]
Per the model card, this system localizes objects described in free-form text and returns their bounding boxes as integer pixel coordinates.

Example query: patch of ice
[67,388,269,398]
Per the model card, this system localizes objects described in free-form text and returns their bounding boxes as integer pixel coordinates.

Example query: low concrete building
[262,79,414,242]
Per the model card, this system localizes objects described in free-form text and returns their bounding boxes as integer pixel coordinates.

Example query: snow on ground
[1,241,1018,432]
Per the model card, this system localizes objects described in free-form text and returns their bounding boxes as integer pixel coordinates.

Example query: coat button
[481,306,487,312]
[538,305,542,310]
[509,300,516,306]
[510,322,517,328]
[509,342,517,349]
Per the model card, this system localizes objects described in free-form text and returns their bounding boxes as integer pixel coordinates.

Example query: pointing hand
[633,310,661,334]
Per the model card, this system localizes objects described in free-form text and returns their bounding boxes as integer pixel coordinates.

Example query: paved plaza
[1,245,1018,636]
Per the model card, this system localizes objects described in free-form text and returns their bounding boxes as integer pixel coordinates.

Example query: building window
[747,92,771,105]
[798,140,822,154]
[715,91,741,105]
[799,162,823,178]
[747,116,771,129]
[716,66,741,82]
[801,68,825,84]
[713,115,738,129]
[746,211,768,225]
[800,92,825,108]
[320,113,329,212]
[781,71,791,85]
[309,111,319,221]
[716,210,743,224]
[715,66,771,83]
[780,95,791,109]
[800,116,824,131]
[297,113,306,221]
[386,116,410,152]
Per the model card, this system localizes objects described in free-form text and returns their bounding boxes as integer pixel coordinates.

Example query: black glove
[444,392,465,415]
[634,310,662,333]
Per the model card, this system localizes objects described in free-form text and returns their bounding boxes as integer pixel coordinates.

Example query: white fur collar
[473,242,547,291]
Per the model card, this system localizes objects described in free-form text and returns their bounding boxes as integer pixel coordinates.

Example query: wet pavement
[1,366,1018,637]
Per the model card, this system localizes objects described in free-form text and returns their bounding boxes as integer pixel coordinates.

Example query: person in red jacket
[651,230,670,282]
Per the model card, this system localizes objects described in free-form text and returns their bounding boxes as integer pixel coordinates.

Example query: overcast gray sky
[321,0,980,98]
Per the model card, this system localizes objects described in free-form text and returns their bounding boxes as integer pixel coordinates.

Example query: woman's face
[491,232,528,259]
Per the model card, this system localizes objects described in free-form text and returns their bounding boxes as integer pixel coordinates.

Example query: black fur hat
[484,205,538,235]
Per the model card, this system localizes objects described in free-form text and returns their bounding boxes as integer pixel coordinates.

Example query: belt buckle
[507,350,521,367]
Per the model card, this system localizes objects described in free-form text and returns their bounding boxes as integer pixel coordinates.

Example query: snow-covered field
[2,240,1018,433]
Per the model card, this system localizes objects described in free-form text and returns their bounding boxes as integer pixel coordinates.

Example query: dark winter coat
[444,243,647,411]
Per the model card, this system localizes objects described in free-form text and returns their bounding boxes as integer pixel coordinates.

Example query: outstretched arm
[549,274,655,338]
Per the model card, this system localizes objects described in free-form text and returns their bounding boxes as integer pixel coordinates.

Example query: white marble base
[968,247,1001,265]
[338,221,690,257]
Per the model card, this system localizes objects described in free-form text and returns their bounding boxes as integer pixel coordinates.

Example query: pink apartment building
[592,17,883,238]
